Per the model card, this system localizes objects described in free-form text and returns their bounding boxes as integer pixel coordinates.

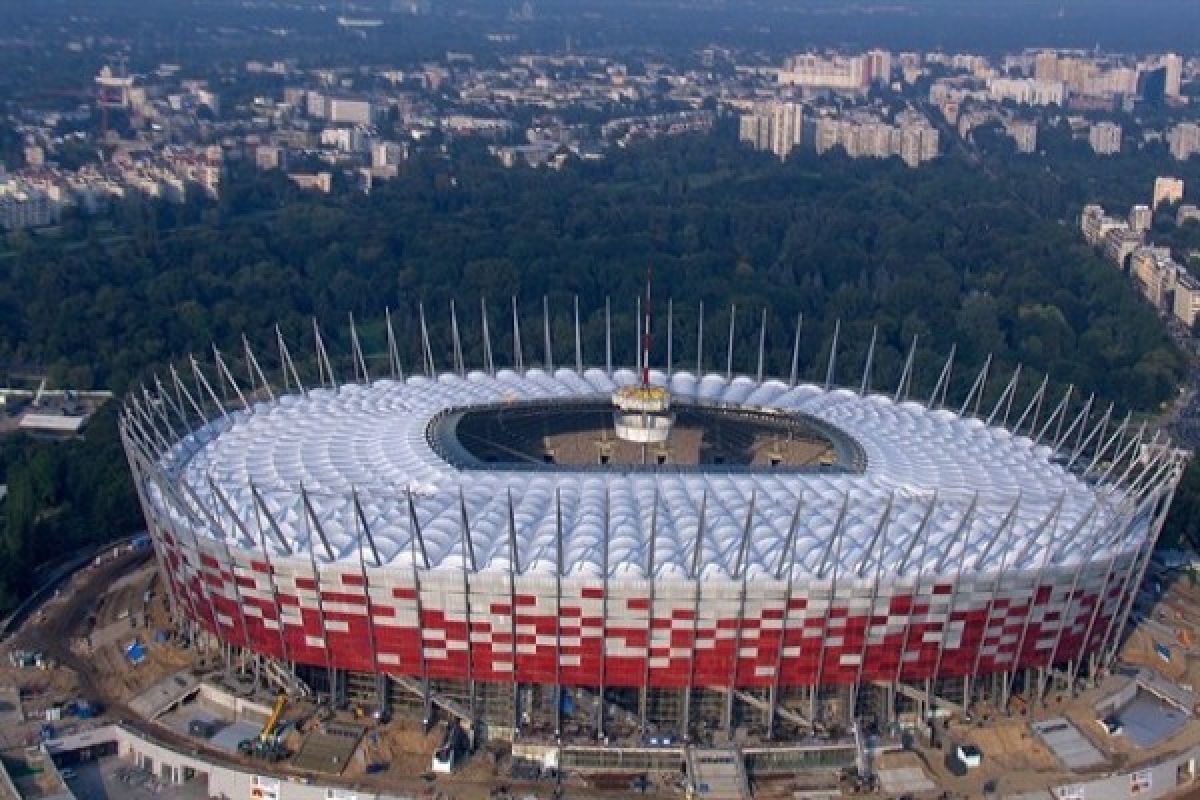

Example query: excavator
[239,694,288,761]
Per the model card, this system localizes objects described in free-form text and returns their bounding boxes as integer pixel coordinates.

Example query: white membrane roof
[153,368,1143,580]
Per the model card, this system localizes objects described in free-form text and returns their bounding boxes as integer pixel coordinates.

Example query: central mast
[612,268,674,445]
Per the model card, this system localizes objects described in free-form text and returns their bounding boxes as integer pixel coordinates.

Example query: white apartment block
[1089,122,1122,156]
[1168,123,1200,161]
[987,78,1065,107]
[1154,176,1185,210]
[778,54,868,92]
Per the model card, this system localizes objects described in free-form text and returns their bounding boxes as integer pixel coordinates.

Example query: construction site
[6,533,1200,799]
[3,305,1200,799]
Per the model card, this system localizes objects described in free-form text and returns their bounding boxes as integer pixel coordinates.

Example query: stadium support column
[756,309,767,383]
[894,335,917,403]
[725,304,736,381]
[480,299,495,376]
[891,493,938,723]
[597,487,611,741]
[824,320,840,390]
[682,491,708,741]
[512,297,524,373]
[605,297,613,376]
[302,490,339,705]
[208,483,255,671]
[1101,472,1180,670]
[1039,503,1117,703]
[350,312,371,384]
[311,319,337,390]
[408,491,433,728]
[927,494,980,714]
[450,301,465,377]
[574,296,583,376]
[353,489,386,716]
[211,346,248,410]
[985,366,1022,427]
[789,313,803,388]
[418,304,435,378]
[966,496,1023,711]
[506,490,522,736]
[859,326,877,396]
[252,487,291,676]
[242,335,275,401]
[725,492,756,734]
[543,296,554,372]
[767,497,803,740]
[811,495,849,723]
[458,489,478,732]
[119,426,181,627]
[849,493,893,722]
[928,345,955,410]
[639,489,661,732]
[696,300,704,377]
[385,307,404,380]
[1069,503,1143,693]
[554,491,565,740]
[1001,497,1067,710]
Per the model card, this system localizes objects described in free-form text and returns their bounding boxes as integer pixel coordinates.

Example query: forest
[0,123,1192,612]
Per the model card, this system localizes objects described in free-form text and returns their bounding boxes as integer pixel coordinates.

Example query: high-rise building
[738,102,803,160]
[328,98,373,126]
[1006,120,1038,154]
[1088,122,1122,156]
[1129,204,1152,233]
[1153,176,1185,210]
[1131,246,1179,309]
[738,113,771,152]
[769,102,804,159]
[779,54,868,92]
[987,78,1065,107]
[865,49,892,85]
[1168,123,1200,161]
[1164,53,1183,99]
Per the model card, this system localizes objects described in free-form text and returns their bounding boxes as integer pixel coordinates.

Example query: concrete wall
[45,725,415,800]
[1011,745,1199,800]
[197,682,273,721]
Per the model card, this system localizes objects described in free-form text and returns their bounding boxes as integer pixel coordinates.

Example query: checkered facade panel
[148,516,1135,689]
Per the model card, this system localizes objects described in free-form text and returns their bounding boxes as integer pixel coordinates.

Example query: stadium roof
[150,367,1150,581]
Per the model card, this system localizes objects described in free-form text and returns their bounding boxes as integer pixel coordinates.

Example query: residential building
[1088,122,1122,155]
[778,54,868,92]
[1129,204,1152,233]
[987,78,1065,107]
[865,49,892,85]
[1168,123,1200,161]
[1131,246,1179,309]
[738,102,803,160]
[1104,228,1144,270]
[328,98,373,126]
[1006,120,1038,154]
[1179,205,1200,226]
[1154,176,1185,210]
[1174,270,1200,328]
[1164,53,1183,99]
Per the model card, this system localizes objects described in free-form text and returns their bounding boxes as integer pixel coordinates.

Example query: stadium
[118,300,1186,747]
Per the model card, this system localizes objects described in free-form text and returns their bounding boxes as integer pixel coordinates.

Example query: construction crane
[239,694,288,761]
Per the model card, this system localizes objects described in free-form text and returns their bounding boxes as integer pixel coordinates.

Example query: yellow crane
[260,693,287,742]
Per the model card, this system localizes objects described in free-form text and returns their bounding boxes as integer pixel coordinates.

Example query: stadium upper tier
[147,367,1144,581]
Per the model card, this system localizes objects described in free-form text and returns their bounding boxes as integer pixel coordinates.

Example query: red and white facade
[118,320,1186,728]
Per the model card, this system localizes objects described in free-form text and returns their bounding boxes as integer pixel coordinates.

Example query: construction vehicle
[238,694,288,761]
